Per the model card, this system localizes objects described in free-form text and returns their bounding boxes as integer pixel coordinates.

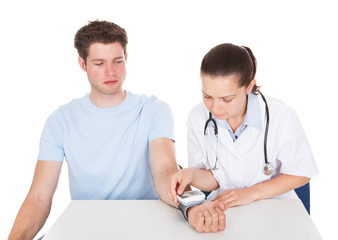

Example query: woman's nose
[212,100,223,114]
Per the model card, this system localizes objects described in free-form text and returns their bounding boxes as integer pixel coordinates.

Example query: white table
[44,199,322,240]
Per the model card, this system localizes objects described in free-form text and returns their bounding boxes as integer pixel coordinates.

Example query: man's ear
[246,79,256,95]
[125,52,128,62]
[78,56,87,72]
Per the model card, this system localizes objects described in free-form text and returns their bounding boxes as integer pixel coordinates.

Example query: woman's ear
[246,79,256,94]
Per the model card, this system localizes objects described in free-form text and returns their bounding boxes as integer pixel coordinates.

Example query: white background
[1,0,337,239]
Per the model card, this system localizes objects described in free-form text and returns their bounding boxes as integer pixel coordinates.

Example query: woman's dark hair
[201,43,260,94]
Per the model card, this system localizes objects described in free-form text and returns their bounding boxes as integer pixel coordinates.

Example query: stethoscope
[204,92,274,176]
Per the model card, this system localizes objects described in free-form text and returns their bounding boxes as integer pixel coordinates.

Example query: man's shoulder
[129,92,171,111]
[129,92,162,103]
[46,95,87,121]
[62,94,88,109]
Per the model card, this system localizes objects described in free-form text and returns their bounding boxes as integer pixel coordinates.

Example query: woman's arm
[213,174,310,207]
[168,167,219,205]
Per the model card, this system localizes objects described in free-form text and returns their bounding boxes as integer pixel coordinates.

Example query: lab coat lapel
[219,129,241,159]
[234,94,266,157]
[235,126,260,147]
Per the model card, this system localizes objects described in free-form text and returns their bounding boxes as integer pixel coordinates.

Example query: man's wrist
[178,202,203,221]
[177,189,206,221]
[186,205,195,219]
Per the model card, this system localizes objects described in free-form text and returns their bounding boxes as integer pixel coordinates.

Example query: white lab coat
[187,95,319,200]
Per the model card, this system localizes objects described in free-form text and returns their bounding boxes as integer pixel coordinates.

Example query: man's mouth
[104,80,118,85]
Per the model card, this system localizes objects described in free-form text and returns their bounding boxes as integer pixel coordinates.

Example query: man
[9,20,225,239]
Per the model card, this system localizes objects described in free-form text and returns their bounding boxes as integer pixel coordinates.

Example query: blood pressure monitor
[177,190,205,220]
[177,190,205,206]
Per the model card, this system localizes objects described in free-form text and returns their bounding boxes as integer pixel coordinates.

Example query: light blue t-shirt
[38,92,174,200]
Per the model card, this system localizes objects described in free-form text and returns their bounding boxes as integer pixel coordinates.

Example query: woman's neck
[227,96,248,132]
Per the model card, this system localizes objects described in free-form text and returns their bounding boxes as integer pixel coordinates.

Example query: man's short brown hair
[74,20,128,63]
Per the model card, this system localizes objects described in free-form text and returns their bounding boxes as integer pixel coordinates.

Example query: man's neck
[89,90,126,108]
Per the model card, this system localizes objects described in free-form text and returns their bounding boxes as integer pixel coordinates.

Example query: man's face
[79,42,127,97]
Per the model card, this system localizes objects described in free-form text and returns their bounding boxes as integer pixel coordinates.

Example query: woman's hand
[187,201,227,233]
[213,188,259,207]
[168,168,196,205]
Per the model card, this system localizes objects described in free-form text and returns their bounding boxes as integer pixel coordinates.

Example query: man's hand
[187,201,226,233]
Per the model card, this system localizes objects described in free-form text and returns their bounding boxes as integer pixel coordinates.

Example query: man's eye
[95,63,103,66]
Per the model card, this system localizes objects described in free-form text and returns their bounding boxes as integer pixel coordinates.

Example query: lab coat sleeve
[277,108,319,178]
[187,107,222,193]
[187,119,208,169]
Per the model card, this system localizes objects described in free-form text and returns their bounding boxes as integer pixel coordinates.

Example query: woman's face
[201,74,255,121]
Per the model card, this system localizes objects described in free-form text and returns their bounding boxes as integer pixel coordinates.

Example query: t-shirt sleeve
[37,108,65,161]
[277,108,318,178]
[148,99,175,142]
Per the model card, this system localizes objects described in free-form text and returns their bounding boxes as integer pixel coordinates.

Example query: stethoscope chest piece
[264,162,273,176]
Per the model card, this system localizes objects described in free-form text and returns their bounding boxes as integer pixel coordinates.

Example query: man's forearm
[9,196,51,240]
[149,138,179,206]
[154,173,178,206]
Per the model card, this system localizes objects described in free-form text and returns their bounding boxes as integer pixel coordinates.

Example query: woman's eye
[223,98,233,102]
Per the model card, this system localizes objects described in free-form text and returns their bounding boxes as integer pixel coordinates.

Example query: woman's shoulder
[187,102,209,129]
[189,102,208,117]
[263,95,300,128]
[264,95,294,115]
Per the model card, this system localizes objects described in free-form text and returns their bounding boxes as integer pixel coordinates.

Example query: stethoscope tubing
[204,91,272,175]
[259,92,270,165]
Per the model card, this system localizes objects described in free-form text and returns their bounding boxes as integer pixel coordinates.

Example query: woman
[169,43,318,231]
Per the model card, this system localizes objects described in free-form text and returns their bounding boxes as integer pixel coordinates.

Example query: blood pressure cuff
[178,203,191,221]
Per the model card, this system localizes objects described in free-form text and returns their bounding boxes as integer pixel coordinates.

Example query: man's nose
[105,63,115,77]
